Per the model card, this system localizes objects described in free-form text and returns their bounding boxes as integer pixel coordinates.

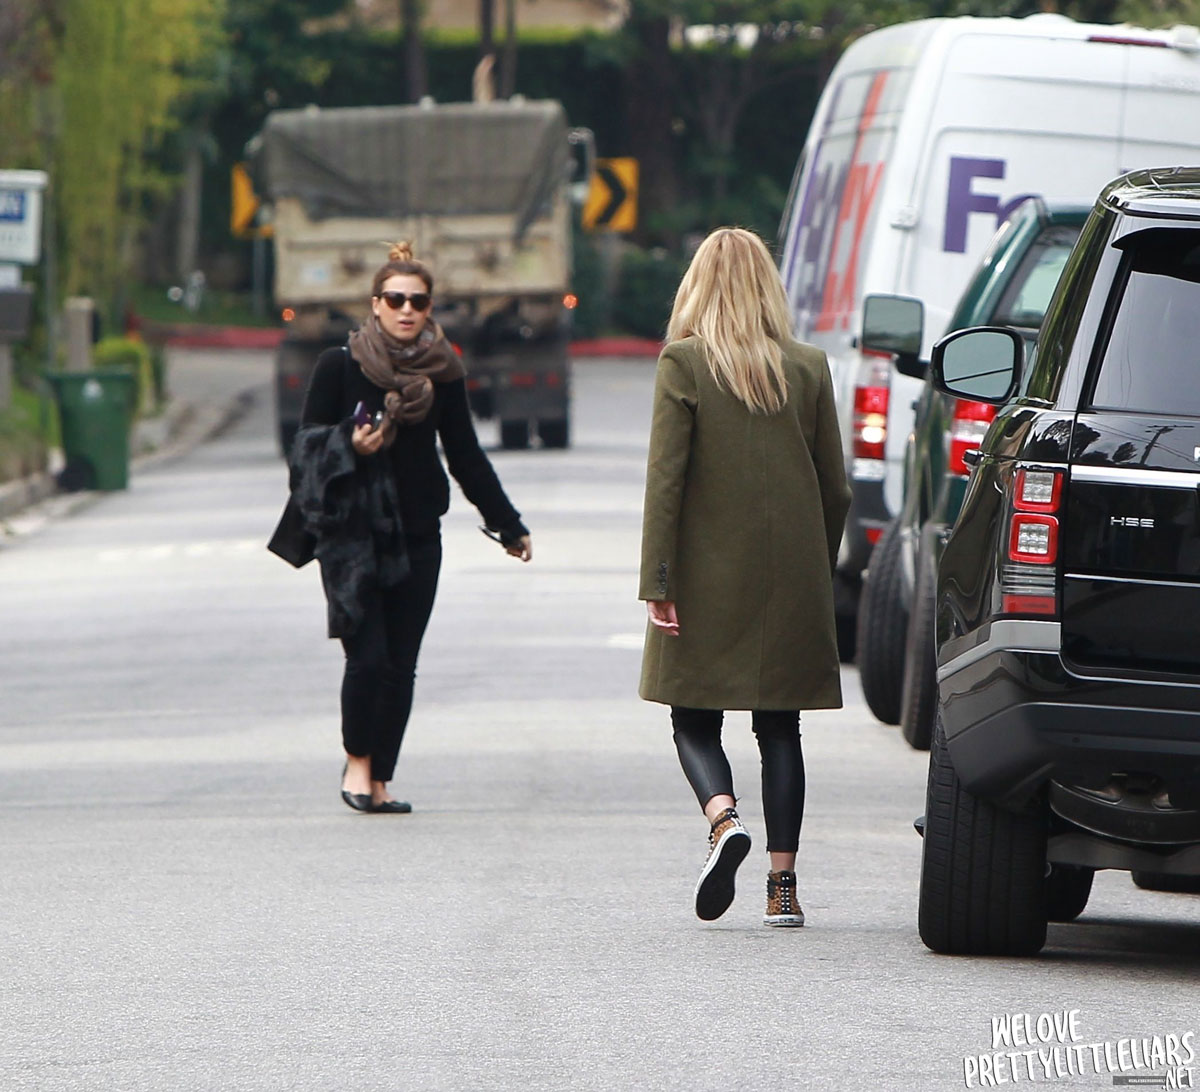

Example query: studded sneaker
[764,869,805,927]
[694,808,752,921]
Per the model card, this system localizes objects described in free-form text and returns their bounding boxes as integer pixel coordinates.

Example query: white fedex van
[777,13,1200,639]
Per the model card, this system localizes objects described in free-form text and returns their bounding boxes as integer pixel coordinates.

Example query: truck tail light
[851,350,890,478]
[947,400,996,477]
[1001,467,1064,617]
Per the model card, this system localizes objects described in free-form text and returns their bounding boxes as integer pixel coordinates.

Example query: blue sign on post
[0,171,47,265]
[0,190,26,222]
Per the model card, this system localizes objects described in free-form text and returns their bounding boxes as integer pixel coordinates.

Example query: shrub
[614,246,686,340]
[93,336,157,416]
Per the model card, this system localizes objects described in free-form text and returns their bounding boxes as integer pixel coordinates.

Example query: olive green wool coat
[638,336,851,710]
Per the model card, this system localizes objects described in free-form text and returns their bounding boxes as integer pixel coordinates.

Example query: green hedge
[93,336,159,416]
[615,246,686,341]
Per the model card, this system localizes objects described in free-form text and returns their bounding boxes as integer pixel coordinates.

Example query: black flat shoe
[369,799,413,814]
[340,762,372,812]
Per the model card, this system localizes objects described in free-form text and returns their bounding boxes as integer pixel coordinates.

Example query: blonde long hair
[666,227,792,415]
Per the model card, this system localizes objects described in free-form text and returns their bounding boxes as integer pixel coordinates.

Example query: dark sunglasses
[379,290,431,312]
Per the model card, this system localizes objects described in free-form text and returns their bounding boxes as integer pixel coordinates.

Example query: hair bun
[387,240,415,262]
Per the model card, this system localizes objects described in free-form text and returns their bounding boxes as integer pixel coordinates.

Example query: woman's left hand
[506,535,532,562]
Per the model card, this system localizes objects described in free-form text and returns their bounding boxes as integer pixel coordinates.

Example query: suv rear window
[1090,228,1200,415]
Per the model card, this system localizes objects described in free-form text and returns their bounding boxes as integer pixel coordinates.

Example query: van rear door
[1062,226,1200,676]
[1118,31,1200,173]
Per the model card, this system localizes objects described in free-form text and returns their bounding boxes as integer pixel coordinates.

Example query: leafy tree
[0,1,60,167]
[1115,0,1200,24]
[617,2,835,245]
[0,0,225,342]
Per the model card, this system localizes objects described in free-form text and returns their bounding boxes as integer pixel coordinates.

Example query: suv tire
[856,517,907,725]
[919,713,1049,955]
[1046,864,1094,922]
[900,541,938,750]
[833,574,859,663]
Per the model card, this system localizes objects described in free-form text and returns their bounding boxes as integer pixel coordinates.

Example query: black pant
[339,533,441,782]
[671,706,805,854]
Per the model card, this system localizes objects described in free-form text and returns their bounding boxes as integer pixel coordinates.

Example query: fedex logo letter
[943,157,1037,253]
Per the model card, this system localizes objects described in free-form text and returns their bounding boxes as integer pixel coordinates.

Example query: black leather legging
[671,706,805,853]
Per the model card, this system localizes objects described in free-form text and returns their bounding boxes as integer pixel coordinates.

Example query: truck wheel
[899,543,937,750]
[833,572,859,664]
[1046,864,1094,922]
[500,419,530,450]
[1131,871,1200,893]
[918,712,1049,955]
[468,387,494,420]
[538,417,569,449]
[856,518,908,725]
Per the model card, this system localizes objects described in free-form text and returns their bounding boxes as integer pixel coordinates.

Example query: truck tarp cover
[251,101,567,240]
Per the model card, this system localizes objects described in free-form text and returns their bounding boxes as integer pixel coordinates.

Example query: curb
[0,388,256,532]
[571,337,662,359]
[0,472,59,523]
[156,325,284,350]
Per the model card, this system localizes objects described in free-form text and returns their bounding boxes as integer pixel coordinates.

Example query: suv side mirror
[931,327,1023,404]
[862,294,925,378]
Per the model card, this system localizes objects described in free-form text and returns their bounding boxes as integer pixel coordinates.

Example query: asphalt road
[1,351,1198,1091]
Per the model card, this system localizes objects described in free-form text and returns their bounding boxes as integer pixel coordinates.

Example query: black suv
[918,167,1200,956]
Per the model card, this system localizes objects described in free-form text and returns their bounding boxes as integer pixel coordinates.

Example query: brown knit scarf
[348,316,465,444]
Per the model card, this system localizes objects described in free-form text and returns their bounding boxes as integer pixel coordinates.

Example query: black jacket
[276,420,410,637]
[268,346,528,624]
[303,345,526,538]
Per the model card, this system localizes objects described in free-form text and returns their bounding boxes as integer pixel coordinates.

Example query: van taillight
[1001,467,1064,617]
[947,400,995,477]
[1086,33,1167,47]
[852,350,890,476]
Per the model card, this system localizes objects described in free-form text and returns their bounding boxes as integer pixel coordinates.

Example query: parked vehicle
[776,13,1200,657]
[855,202,1088,743]
[249,100,586,455]
[918,167,1200,956]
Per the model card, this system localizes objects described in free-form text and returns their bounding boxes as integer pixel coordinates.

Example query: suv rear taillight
[1001,467,1064,616]
[947,400,996,477]
[852,350,890,479]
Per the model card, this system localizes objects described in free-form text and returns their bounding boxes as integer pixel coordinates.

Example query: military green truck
[249,100,584,454]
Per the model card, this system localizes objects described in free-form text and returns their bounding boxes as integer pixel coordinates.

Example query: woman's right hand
[352,421,386,456]
[647,600,679,637]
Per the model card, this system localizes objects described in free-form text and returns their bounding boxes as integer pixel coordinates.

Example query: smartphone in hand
[353,401,372,428]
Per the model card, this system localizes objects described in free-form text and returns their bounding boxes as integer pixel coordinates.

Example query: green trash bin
[45,368,137,491]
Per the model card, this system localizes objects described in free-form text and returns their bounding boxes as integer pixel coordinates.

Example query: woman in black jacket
[286,242,531,814]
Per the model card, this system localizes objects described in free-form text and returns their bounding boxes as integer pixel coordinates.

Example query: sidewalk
[0,347,271,528]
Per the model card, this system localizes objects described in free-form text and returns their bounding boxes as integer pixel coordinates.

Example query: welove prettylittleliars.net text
[963,1009,1196,1088]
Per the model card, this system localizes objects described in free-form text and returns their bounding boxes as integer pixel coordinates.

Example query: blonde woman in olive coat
[639,227,851,927]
